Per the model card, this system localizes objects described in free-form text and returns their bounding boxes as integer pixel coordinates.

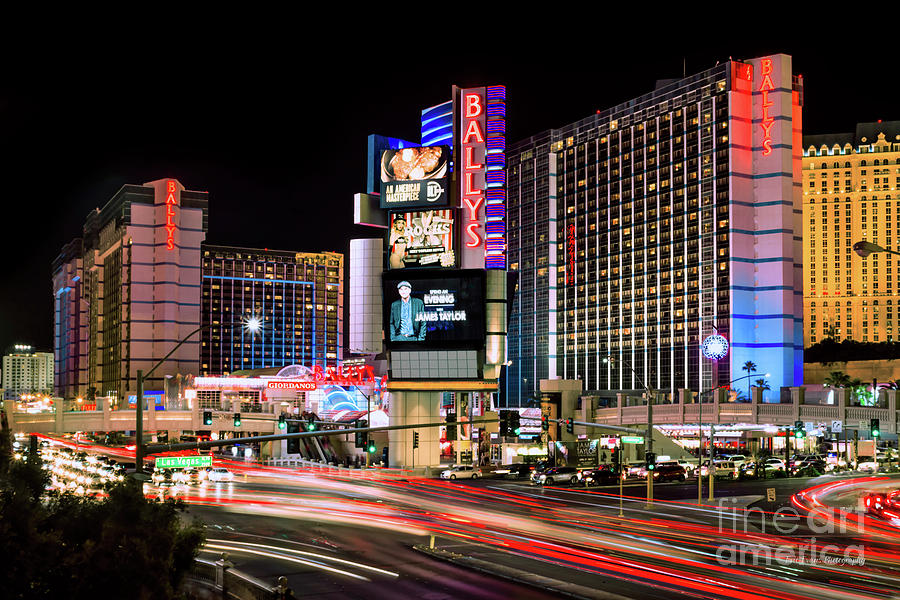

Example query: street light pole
[135,318,261,475]
[604,355,653,506]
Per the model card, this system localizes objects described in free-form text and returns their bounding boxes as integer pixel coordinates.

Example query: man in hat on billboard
[390,280,427,341]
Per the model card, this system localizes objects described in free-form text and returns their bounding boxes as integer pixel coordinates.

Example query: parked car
[856,456,878,473]
[151,468,174,486]
[535,466,578,486]
[440,465,482,480]
[624,461,648,480]
[174,468,202,485]
[723,454,750,469]
[494,464,533,479]
[651,462,687,483]
[864,490,900,519]
[577,465,619,486]
[207,468,234,483]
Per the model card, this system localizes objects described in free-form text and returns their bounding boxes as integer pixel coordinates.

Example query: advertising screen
[383,270,485,349]
[389,209,455,269]
[379,146,450,209]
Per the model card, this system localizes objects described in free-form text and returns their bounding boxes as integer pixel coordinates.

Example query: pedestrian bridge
[580,388,898,435]
[7,404,279,436]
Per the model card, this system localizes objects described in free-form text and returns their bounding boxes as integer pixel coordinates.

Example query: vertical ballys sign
[165,179,177,250]
[458,86,506,269]
[758,58,775,156]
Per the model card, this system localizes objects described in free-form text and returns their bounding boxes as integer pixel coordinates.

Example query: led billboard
[379,146,450,209]
[383,270,485,349]
[389,209,455,269]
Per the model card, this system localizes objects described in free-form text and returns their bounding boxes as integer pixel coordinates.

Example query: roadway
[38,436,900,599]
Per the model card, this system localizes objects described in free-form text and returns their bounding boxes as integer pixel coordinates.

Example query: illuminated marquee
[267,381,317,391]
[165,179,177,250]
[758,58,775,156]
[459,86,506,269]
[566,222,576,285]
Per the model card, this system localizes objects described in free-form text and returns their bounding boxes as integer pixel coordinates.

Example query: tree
[0,449,205,600]
[823,370,851,389]
[754,378,771,402]
[742,361,757,400]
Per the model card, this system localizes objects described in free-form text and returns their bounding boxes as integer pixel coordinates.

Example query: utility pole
[646,389,654,506]
[698,392,703,505]
[708,423,715,501]
[135,370,144,474]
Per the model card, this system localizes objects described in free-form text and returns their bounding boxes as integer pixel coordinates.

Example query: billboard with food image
[389,210,455,269]
[379,146,450,209]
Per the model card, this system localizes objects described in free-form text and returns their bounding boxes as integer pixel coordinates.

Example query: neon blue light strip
[203,275,313,285]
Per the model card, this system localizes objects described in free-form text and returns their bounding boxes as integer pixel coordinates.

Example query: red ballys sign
[461,90,486,250]
[759,58,775,156]
[165,179,177,250]
[313,364,378,386]
[267,381,317,391]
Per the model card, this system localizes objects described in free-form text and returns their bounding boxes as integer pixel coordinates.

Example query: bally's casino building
[505,54,804,405]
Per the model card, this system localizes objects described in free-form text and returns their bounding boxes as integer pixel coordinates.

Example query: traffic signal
[509,411,521,436]
[233,413,242,427]
[499,409,510,436]
[413,431,419,449]
[871,418,881,438]
[611,447,621,473]
[542,414,550,431]
[278,413,286,430]
[203,411,213,426]
[306,418,317,432]
[646,451,657,471]
[354,419,367,448]
[565,418,574,434]
[794,420,805,439]
[446,411,457,441]
[287,421,300,454]
[366,439,377,453]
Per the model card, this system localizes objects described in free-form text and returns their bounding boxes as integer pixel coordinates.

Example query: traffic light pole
[646,392,654,507]
[143,418,500,456]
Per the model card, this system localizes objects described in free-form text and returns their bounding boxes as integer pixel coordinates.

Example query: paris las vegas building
[52,179,343,403]
[802,121,900,345]
[505,54,804,405]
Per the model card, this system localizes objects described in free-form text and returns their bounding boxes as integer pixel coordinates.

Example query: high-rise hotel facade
[53,179,344,402]
[802,122,900,345]
[200,245,343,376]
[506,54,804,404]
[53,179,209,404]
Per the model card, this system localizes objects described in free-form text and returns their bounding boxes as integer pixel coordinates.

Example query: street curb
[412,544,637,600]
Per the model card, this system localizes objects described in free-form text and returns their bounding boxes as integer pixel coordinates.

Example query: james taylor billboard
[383,270,485,349]
[379,146,450,209]
[389,209,455,269]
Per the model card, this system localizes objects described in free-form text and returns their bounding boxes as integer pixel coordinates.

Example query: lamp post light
[697,371,769,503]
[134,316,262,476]
[853,240,900,259]
[603,355,654,506]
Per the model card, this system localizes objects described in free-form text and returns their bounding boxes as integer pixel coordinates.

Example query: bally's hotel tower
[505,54,804,404]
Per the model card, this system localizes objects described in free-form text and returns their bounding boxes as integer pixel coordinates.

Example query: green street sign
[155,455,212,469]
[621,436,645,444]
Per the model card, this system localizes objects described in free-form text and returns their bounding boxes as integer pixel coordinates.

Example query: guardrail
[185,555,293,600]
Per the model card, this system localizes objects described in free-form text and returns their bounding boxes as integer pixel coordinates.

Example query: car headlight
[539,475,546,481]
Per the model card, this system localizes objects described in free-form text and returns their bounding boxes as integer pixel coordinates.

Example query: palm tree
[823,371,851,389]
[754,378,771,402]
[742,361,757,400]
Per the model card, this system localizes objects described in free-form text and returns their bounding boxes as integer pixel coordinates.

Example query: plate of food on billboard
[389,210,455,269]
[383,270,485,349]
[380,146,450,209]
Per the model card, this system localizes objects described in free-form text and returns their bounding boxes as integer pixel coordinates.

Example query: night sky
[1,26,892,355]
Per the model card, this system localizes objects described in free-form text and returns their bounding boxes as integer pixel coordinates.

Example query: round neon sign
[701,334,729,360]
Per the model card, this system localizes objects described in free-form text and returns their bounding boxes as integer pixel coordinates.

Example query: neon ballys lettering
[165,180,177,250]
[759,59,775,157]
[462,92,485,248]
